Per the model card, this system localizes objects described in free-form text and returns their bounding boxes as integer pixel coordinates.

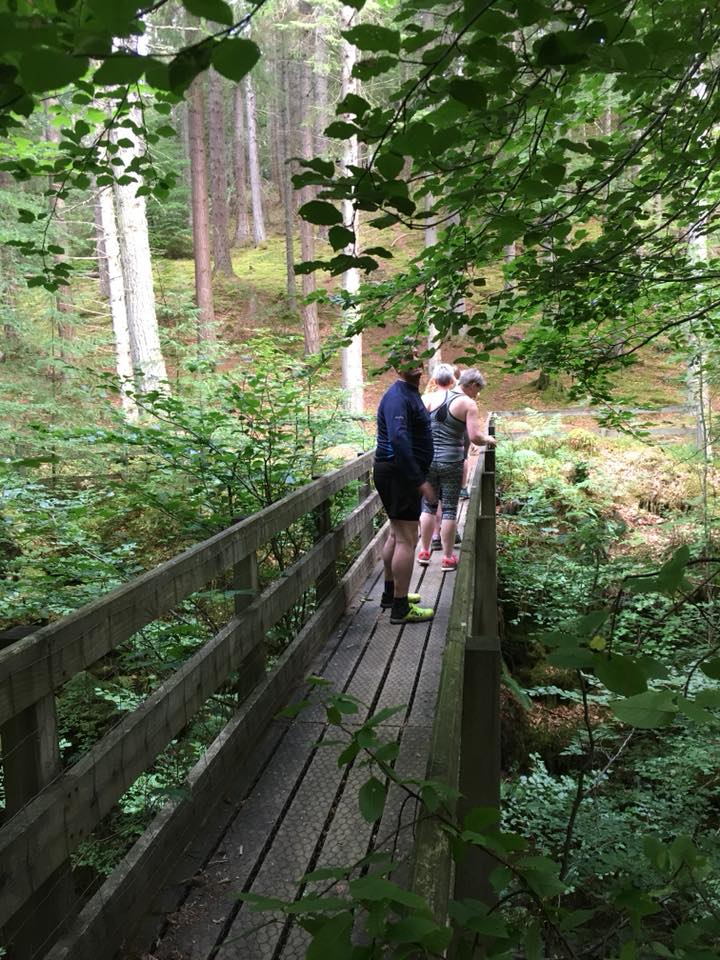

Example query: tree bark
[298,15,320,355]
[314,9,329,158]
[93,193,110,298]
[97,183,138,421]
[112,105,170,395]
[424,195,442,373]
[279,33,297,311]
[233,85,251,246]
[188,75,216,344]
[244,72,267,246]
[46,108,74,349]
[339,4,363,414]
[207,67,235,276]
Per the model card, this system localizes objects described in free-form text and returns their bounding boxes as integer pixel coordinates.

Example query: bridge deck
[128,508,465,960]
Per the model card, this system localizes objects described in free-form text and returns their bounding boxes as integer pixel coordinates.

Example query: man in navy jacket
[373,346,435,624]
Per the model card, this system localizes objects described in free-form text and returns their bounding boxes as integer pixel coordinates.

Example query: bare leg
[420,512,435,552]
[391,519,420,598]
[462,459,470,489]
[382,529,396,581]
[440,517,457,558]
[433,502,442,539]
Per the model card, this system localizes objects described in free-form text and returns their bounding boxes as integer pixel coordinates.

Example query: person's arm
[386,394,426,486]
[466,401,497,446]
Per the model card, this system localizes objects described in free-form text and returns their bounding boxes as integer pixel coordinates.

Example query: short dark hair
[459,368,486,389]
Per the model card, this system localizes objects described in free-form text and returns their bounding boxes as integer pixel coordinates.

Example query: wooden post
[0,632,74,960]
[455,432,501,905]
[313,496,337,603]
[231,551,265,702]
[357,456,373,549]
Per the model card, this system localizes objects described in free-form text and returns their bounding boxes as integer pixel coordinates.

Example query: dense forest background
[3,0,720,957]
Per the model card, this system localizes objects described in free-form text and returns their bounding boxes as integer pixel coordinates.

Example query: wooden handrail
[0,451,381,957]
[411,422,500,919]
[0,450,374,726]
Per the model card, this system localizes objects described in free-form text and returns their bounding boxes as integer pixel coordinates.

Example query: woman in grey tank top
[418,366,493,570]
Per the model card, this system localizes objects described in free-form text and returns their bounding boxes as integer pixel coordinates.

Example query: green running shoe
[390,602,435,625]
[381,591,421,610]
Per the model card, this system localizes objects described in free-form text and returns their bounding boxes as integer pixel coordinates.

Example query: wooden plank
[410,452,485,923]
[0,493,381,931]
[0,452,374,727]
[42,524,386,960]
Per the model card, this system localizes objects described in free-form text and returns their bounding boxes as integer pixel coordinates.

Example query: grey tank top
[430,389,466,462]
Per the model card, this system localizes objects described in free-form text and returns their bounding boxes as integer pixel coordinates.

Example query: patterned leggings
[421,460,463,520]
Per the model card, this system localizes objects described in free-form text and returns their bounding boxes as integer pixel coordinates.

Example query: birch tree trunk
[279,32,297,311]
[314,9,329,157]
[112,106,169,395]
[424,195,442,373]
[339,4,363,413]
[97,184,138,421]
[188,75,216,343]
[244,72,267,246]
[298,18,320,355]
[207,67,235,276]
[233,85,251,246]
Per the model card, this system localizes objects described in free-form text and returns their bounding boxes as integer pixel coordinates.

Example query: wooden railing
[0,451,385,960]
[411,427,500,918]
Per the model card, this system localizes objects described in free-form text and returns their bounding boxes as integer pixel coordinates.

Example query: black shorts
[373,461,422,522]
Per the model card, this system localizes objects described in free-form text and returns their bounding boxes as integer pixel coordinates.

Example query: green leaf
[93,56,146,85]
[168,46,212,94]
[324,120,359,140]
[376,151,404,180]
[211,38,261,82]
[328,225,355,251]
[593,653,647,696]
[20,50,89,93]
[342,24,401,54]
[338,92,371,119]
[352,57,397,81]
[700,657,720,680]
[182,0,234,25]
[610,690,677,729]
[306,913,354,960]
[358,776,386,823]
[299,200,343,226]
[657,545,691,593]
[349,875,425,908]
[448,77,487,110]
[536,31,589,67]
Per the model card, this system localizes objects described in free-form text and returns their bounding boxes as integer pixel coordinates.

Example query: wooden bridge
[0,443,499,960]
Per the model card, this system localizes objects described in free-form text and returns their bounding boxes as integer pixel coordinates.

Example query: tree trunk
[46,107,74,349]
[424,195,441,373]
[112,104,170,395]
[339,4,363,414]
[233,85,251,246]
[97,184,138,421]
[279,35,297,312]
[298,28,320,355]
[207,67,235,277]
[688,226,712,458]
[188,75,216,344]
[244,72,267,246]
[314,16,329,157]
[93,193,111,298]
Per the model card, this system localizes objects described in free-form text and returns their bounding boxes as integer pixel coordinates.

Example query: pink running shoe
[441,555,458,572]
[417,549,431,566]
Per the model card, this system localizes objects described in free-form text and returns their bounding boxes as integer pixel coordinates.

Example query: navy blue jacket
[375,379,433,487]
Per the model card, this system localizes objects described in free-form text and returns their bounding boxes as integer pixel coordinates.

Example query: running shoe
[441,555,458,572]
[459,487,470,500]
[417,549,431,566]
[381,591,421,610]
[430,537,442,551]
[455,532,462,545]
[390,603,435,624]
